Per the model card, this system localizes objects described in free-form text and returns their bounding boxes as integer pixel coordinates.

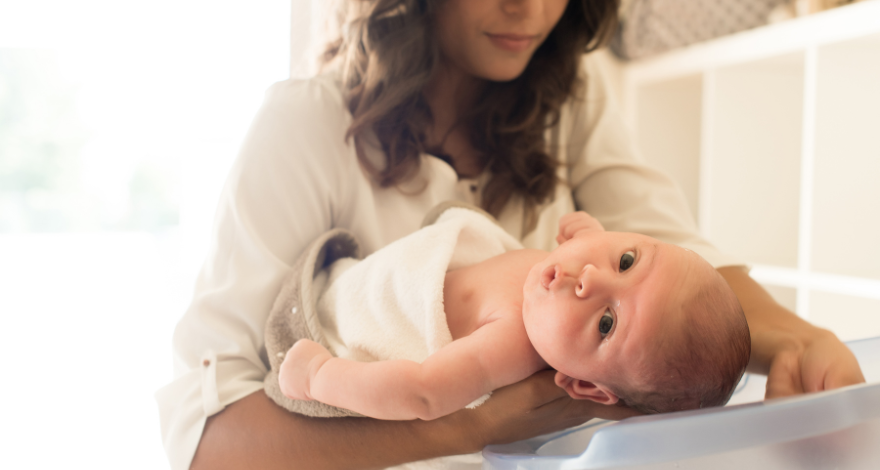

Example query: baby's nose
[575,265,609,298]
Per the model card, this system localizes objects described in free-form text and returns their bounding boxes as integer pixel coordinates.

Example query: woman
[157,1,865,469]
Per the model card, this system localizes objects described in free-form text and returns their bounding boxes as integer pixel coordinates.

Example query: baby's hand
[278,339,333,401]
[556,211,605,245]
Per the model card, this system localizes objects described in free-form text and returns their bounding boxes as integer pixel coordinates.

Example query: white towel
[315,207,523,470]
[316,207,523,396]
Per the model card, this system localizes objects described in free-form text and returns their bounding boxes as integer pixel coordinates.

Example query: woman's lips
[486,33,537,53]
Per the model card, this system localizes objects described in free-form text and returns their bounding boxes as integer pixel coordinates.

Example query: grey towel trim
[263,228,364,418]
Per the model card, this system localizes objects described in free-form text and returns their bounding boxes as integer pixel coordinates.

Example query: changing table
[483,335,880,469]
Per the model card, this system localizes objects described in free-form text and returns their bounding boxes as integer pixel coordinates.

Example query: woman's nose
[575,264,609,299]
[501,0,541,18]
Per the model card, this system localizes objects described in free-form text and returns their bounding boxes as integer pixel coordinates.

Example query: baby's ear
[554,372,619,405]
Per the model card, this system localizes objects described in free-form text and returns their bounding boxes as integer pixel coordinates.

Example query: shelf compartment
[704,53,804,268]
[811,33,880,280]
[634,74,703,220]
[811,291,880,341]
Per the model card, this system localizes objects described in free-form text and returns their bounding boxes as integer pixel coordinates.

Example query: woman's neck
[422,62,486,177]
[423,62,482,137]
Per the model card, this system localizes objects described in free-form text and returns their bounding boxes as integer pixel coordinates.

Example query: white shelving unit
[620,0,880,341]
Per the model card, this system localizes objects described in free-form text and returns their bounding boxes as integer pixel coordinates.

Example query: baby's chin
[521,264,544,304]
[519,296,544,343]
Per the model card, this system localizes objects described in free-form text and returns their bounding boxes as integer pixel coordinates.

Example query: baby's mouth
[541,264,560,289]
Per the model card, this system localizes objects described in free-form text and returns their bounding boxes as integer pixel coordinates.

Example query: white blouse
[155,53,741,470]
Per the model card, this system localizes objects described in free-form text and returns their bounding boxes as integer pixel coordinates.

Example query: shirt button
[203,359,211,367]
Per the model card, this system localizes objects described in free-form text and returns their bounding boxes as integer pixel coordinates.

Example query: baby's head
[522,229,750,414]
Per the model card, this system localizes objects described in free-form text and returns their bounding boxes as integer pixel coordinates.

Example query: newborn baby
[279,211,750,418]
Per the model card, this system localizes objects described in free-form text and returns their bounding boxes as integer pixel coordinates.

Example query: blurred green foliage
[121,162,179,231]
[0,49,86,231]
[0,49,178,232]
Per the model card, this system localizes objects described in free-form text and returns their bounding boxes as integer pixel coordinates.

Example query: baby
[279,211,750,418]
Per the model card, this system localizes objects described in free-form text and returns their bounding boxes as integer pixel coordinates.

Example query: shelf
[750,264,880,339]
[618,2,880,333]
[633,74,702,218]
[811,33,880,280]
[811,292,880,341]
[749,265,880,300]
[622,0,880,86]
[705,53,804,268]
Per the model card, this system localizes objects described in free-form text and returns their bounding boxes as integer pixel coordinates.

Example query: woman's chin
[474,59,531,83]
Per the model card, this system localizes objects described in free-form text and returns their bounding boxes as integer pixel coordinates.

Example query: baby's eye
[619,251,635,272]
[599,310,614,337]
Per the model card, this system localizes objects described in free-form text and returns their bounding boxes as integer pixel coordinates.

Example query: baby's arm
[279,317,544,420]
[556,211,605,244]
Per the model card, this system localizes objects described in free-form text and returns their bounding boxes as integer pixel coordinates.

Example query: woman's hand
[193,370,640,470]
[456,370,641,451]
[279,339,333,401]
[764,329,865,399]
[556,211,605,245]
[717,266,866,400]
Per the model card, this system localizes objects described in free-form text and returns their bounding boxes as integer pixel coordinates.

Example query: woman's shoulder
[260,71,350,124]
[230,70,357,189]
[551,51,621,151]
[562,52,614,116]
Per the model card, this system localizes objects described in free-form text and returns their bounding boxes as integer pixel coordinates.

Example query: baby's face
[522,230,706,397]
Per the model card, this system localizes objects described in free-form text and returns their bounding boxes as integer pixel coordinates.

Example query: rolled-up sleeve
[155,77,360,470]
[567,55,743,269]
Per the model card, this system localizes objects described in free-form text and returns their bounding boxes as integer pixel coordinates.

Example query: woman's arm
[165,76,638,469]
[157,78,354,469]
[192,371,641,470]
[717,266,865,398]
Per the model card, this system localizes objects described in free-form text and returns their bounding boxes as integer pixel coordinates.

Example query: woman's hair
[321,0,618,232]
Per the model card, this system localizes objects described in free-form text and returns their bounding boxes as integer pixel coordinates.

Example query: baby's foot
[279,339,332,401]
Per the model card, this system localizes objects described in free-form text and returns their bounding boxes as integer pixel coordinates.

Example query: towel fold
[317,207,523,409]
[262,203,523,469]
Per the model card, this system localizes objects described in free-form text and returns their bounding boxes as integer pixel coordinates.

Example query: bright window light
[0,1,290,468]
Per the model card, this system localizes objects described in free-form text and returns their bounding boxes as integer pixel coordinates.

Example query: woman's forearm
[717,266,865,396]
[716,266,819,373]
[191,371,641,470]
[191,390,476,470]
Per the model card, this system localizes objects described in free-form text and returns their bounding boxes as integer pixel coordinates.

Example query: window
[0,1,290,468]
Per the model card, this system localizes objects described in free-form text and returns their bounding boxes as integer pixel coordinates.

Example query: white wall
[620,2,880,340]
[0,2,291,468]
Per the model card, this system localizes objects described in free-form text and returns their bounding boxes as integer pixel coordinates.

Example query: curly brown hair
[322,0,618,232]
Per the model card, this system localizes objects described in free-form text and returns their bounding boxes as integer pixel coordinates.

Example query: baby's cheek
[534,313,571,359]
